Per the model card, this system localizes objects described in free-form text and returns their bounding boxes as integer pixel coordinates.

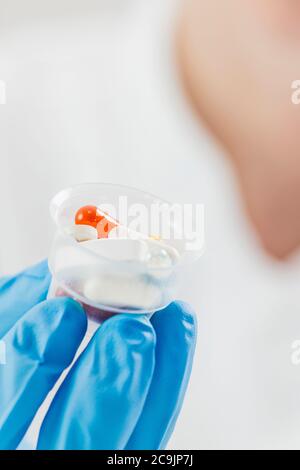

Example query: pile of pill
[67,205,179,267]
[61,205,180,310]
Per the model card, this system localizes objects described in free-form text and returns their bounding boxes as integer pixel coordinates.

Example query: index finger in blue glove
[0,260,51,337]
[37,315,156,450]
[125,301,197,450]
[0,297,87,450]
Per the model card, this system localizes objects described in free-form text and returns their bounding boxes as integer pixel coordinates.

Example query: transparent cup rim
[50,182,189,273]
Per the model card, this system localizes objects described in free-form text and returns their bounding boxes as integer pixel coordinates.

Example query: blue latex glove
[0,261,197,450]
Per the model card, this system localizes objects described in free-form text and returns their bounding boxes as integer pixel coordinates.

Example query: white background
[1,0,300,450]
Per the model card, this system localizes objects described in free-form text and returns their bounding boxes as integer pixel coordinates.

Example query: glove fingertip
[153,301,197,343]
[42,297,88,338]
[169,301,197,324]
[101,314,157,349]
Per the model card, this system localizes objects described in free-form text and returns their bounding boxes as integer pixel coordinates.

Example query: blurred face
[177,0,300,259]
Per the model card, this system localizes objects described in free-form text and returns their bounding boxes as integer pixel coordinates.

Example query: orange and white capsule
[75,205,118,239]
[66,224,98,242]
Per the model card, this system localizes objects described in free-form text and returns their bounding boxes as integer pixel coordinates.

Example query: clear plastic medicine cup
[48,183,203,324]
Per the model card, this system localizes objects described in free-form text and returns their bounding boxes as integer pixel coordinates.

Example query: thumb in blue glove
[0,261,87,450]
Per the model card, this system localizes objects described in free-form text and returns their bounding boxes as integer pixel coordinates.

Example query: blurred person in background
[178,0,300,260]
[0,0,300,450]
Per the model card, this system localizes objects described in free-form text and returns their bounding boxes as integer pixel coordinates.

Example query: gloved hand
[0,261,197,450]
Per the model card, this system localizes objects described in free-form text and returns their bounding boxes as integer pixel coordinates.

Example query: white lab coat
[1,0,300,450]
